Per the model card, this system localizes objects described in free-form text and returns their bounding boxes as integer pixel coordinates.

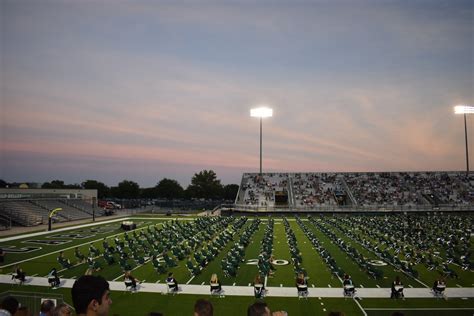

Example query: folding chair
[297,284,308,300]
[343,285,355,299]
[210,283,224,298]
[124,279,137,293]
[432,285,446,299]
[167,282,178,295]
[254,284,266,299]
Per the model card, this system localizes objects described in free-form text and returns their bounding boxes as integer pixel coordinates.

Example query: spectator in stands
[47,268,60,289]
[296,272,308,297]
[52,304,72,316]
[71,275,112,316]
[432,278,446,295]
[0,296,19,316]
[124,271,140,291]
[247,301,287,316]
[39,299,55,316]
[209,274,222,294]
[12,265,26,283]
[391,276,404,299]
[194,299,213,316]
[253,274,266,298]
[166,272,178,292]
[343,274,355,297]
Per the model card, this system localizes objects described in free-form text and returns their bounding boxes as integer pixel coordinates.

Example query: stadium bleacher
[236,171,473,210]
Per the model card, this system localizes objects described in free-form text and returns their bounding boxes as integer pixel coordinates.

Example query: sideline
[0,275,473,298]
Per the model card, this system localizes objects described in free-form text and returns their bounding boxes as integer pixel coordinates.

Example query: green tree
[82,180,110,199]
[140,187,157,199]
[112,180,140,199]
[223,184,239,200]
[41,180,65,189]
[156,178,184,199]
[186,170,223,200]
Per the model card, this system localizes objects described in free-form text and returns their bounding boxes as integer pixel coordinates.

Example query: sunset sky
[1,0,473,187]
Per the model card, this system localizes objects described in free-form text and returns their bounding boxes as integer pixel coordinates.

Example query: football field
[0,214,473,315]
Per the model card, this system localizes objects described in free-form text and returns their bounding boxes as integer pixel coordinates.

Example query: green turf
[1,214,473,315]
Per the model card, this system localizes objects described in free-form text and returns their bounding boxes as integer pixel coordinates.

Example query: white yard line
[186,276,195,285]
[353,298,368,316]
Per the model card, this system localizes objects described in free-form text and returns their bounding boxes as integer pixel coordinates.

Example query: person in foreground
[194,299,213,316]
[71,275,112,316]
[247,301,287,316]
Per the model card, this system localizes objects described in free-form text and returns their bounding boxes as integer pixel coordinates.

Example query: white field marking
[280,284,282,287]
[360,284,364,288]
[264,276,268,288]
[323,309,326,312]
[59,275,64,278]
[201,282,205,285]
[233,282,236,286]
[364,308,474,311]
[248,283,251,286]
[408,285,413,288]
[353,298,368,316]
[311,284,315,288]
[320,302,324,306]
[141,279,146,283]
[31,274,38,277]
[328,284,332,288]
[336,274,343,283]
[155,280,161,284]
[113,275,123,281]
[376,285,380,288]
[318,297,321,300]
[186,276,195,285]
[0,216,173,243]
[0,221,160,269]
[456,284,463,288]
[70,276,76,279]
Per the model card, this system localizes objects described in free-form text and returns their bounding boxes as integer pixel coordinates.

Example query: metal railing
[218,203,474,213]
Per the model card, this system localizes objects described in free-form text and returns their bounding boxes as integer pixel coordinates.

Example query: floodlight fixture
[454,105,474,114]
[250,107,273,118]
[453,104,473,175]
[250,106,273,175]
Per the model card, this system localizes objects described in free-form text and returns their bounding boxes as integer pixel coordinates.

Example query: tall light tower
[454,105,474,175]
[250,106,273,176]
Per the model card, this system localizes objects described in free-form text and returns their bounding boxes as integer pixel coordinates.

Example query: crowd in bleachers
[241,173,289,207]
[292,173,344,207]
[237,171,473,209]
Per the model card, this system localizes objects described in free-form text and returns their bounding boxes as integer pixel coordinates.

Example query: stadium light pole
[250,106,273,176]
[454,105,474,175]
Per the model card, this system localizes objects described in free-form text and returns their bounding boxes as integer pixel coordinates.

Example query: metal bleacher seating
[0,198,95,226]
[236,171,474,211]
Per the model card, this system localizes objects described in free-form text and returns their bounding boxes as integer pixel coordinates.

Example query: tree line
[0,170,239,201]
